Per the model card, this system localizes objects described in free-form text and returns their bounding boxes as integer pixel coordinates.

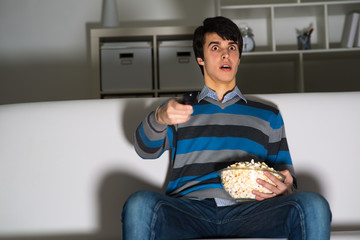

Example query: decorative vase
[103,0,119,27]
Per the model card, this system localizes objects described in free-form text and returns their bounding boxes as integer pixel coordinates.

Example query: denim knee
[122,190,160,222]
[290,192,332,239]
[294,192,331,219]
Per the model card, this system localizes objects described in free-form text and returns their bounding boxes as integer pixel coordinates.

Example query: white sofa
[1,92,360,240]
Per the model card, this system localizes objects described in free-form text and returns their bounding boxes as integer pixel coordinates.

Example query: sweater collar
[197,86,247,103]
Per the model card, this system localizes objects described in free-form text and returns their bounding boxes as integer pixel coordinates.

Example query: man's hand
[252,169,295,201]
[156,99,193,125]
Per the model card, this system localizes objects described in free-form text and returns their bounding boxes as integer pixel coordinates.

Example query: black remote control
[177,92,199,105]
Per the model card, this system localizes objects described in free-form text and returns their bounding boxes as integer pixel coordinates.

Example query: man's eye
[212,46,219,51]
[229,46,237,50]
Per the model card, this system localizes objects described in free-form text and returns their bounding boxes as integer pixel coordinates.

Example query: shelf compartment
[220,0,297,6]
[303,51,360,92]
[274,5,326,51]
[222,7,273,52]
[101,93,155,99]
[327,2,360,48]
[301,0,360,3]
[237,54,300,94]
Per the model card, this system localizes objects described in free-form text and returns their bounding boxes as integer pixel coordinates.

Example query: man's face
[197,32,240,89]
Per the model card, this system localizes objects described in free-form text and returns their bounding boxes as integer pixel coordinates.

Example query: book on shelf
[355,19,360,47]
[341,12,360,48]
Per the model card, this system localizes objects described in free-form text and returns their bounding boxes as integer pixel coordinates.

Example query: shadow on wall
[120,96,174,203]
[97,171,165,239]
[0,172,163,240]
[121,97,166,144]
[295,171,323,195]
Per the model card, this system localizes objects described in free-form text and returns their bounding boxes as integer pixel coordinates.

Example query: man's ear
[197,57,205,66]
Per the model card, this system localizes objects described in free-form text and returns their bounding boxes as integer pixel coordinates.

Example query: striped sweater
[134,95,295,200]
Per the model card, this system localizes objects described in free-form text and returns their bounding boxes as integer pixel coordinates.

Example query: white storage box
[101,42,153,91]
[158,40,203,90]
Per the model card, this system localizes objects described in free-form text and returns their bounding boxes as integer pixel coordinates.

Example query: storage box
[158,40,203,90]
[101,42,153,91]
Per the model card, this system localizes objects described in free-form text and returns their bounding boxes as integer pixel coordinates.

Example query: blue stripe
[138,123,164,148]
[192,104,283,129]
[177,137,267,159]
[167,126,177,160]
[268,151,292,165]
[167,172,219,192]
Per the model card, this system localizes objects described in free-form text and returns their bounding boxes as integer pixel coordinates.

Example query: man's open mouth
[221,64,232,70]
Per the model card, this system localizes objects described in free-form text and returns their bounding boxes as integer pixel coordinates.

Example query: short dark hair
[193,16,243,74]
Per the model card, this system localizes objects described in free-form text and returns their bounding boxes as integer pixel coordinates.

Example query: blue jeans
[122,190,331,240]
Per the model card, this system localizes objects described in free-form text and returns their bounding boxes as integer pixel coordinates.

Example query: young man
[122,16,331,240]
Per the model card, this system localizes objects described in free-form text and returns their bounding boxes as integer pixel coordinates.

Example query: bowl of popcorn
[219,159,285,201]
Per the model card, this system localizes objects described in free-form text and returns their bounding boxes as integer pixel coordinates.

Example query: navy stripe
[245,100,279,115]
[176,137,268,160]
[177,125,269,149]
[268,138,289,155]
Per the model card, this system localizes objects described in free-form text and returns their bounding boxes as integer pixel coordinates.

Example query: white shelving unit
[90,26,197,99]
[91,0,360,99]
[217,0,360,93]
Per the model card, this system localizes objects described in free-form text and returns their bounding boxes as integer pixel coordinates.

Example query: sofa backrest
[0,92,359,238]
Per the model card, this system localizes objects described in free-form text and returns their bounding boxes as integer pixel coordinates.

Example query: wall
[0,0,216,105]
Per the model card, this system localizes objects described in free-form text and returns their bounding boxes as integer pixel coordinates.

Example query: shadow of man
[97,97,171,239]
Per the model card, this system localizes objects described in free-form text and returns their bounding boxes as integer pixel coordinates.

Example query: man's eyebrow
[207,41,238,47]
[208,41,220,47]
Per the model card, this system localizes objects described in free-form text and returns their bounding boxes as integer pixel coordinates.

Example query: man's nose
[221,49,230,59]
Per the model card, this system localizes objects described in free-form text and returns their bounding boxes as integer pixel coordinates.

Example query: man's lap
[122,190,331,240]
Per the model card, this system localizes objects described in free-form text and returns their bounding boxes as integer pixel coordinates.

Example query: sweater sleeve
[133,110,170,159]
[267,111,297,188]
